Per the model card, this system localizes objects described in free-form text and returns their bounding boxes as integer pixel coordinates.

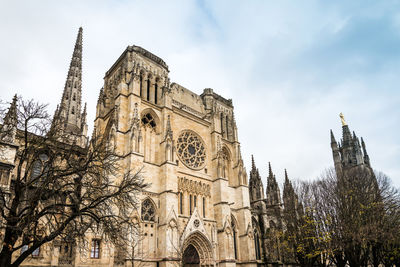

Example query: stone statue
[339,112,347,126]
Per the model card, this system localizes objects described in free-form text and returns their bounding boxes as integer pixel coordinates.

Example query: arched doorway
[182,231,214,267]
[183,244,200,267]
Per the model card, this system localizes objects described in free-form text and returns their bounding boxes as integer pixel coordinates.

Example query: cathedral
[0,28,374,267]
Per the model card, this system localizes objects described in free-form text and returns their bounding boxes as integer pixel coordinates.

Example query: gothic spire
[53,27,84,136]
[1,94,18,142]
[164,115,173,141]
[249,155,261,181]
[361,137,370,166]
[249,155,264,201]
[266,162,281,206]
[283,169,294,201]
[330,129,336,144]
[251,155,256,172]
[284,169,289,184]
[268,162,273,178]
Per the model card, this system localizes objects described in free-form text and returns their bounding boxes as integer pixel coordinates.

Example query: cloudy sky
[1,0,399,188]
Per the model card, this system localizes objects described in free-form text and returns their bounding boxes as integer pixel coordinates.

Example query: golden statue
[339,112,347,126]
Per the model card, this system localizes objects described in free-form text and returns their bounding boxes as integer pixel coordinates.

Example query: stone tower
[330,114,371,175]
[51,27,88,147]
[91,45,255,267]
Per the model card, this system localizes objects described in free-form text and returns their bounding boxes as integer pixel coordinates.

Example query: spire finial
[268,162,273,178]
[330,129,337,143]
[251,155,256,171]
[339,112,347,126]
[284,169,288,181]
[361,137,370,166]
[1,94,18,142]
[4,94,18,125]
[165,114,173,141]
[81,103,87,124]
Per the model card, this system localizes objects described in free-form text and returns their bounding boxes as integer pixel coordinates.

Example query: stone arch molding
[180,207,215,266]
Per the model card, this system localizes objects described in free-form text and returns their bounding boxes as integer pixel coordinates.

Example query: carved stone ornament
[178,177,211,197]
[176,130,206,170]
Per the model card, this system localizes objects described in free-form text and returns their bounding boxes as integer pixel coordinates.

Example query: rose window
[176,130,206,169]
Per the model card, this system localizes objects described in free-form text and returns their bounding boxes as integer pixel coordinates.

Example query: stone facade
[0,27,375,267]
[0,28,259,267]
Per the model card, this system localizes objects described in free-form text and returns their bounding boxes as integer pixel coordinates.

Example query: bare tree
[294,167,400,267]
[0,97,147,267]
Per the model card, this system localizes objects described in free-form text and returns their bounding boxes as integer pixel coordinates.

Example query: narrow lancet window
[203,197,206,217]
[220,113,224,137]
[154,83,158,104]
[226,115,229,139]
[179,192,183,214]
[189,195,192,215]
[147,79,150,101]
[140,75,143,97]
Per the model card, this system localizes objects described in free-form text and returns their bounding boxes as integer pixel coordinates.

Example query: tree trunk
[0,249,13,267]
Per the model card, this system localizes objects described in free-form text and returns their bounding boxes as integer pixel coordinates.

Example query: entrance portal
[181,231,214,267]
[183,244,200,267]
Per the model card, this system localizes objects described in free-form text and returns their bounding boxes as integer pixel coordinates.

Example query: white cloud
[0,0,399,189]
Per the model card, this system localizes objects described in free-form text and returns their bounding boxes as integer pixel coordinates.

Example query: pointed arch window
[141,199,156,222]
[73,93,76,101]
[231,215,238,260]
[30,154,49,184]
[254,228,261,260]
[31,160,42,179]
[71,107,75,115]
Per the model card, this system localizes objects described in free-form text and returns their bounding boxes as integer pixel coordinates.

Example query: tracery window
[141,113,156,129]
[31,154,49,181]
[176,130,206,169]
[141,199,156,222]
